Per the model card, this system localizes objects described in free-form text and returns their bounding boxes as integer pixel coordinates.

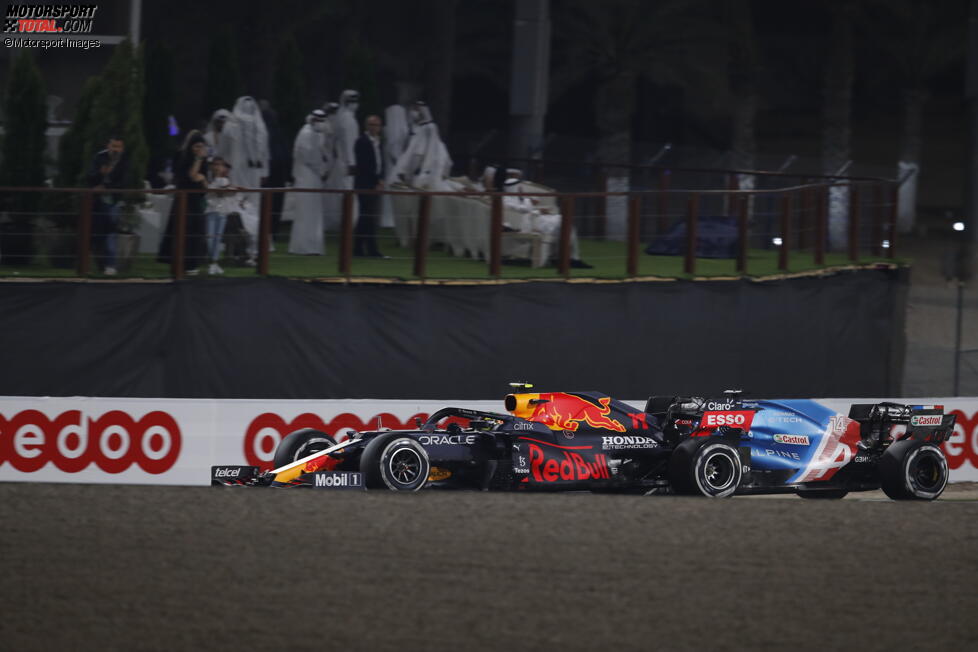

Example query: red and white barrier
[1,396,976,485]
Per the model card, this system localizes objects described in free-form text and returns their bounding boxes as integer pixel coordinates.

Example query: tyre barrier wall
[1,395,976,485]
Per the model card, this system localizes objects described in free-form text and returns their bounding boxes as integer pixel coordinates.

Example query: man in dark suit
[87,135,130,275]
[353,115,386,257]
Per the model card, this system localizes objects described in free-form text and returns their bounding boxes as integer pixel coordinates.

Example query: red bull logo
[303,454,340,474]
[525,393,627,433]
[526,443,610,482]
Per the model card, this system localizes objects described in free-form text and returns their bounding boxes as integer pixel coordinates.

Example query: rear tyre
[879,439,948,501]
[669,438,742,498]
[272,428,337,469]
[360,435,430,491]
[796,488,849,499]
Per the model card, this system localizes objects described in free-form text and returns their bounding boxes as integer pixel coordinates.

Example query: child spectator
[204,157,238,275]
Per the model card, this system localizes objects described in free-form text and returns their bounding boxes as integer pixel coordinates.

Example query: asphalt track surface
[1,483,977,652]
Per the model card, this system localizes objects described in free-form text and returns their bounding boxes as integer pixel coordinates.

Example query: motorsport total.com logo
[3,3,100,49]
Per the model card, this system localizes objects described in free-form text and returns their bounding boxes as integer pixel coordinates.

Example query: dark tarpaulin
[0,269,907,400]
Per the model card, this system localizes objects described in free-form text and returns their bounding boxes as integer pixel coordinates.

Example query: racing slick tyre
[360,435,431,491]
[272,429,338,469]
[796,488,849,499]
[668,438,742,498]
[879,439,948,501]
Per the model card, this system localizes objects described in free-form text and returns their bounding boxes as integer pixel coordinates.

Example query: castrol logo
[0,409,182,474]
[910,415,942,427]
[701,411,755,429]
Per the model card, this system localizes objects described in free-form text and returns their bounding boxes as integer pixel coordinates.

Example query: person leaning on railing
[87,135,129,276]
[157,130,209,275]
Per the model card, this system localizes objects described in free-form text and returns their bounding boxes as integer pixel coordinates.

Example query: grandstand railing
[0,179,899,281]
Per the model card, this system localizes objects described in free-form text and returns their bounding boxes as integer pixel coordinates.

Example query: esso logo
[705,413,744,426]
[702,411,754,429]
[0,410,181,474]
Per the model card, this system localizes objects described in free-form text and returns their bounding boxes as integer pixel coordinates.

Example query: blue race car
[644,392,953,499]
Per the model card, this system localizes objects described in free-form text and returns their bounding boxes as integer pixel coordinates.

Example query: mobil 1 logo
[312,471,364,490]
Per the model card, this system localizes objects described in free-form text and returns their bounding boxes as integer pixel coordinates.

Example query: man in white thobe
[392,101,453,190]
[204,109,232,159]
[286,110,331,255]
[224,96,270,208]
[381,103,411,227]
[504,179,589,267]
[323,92,359,230]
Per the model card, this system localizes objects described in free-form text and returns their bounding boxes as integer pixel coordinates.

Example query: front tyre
[360,435,430,491]
[272,428,337,469]
[879,439,948,501]
[669,438,742,498]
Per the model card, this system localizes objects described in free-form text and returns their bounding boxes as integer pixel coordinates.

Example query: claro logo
[0,410,181,474]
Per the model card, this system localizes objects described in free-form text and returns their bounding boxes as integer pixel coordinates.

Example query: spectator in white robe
[323,93,358,231]
[476,164,498,192]
[381,103,411,227]
[286,110,331,255]
[224,96,269,208]
[204,109,232,159]
[503,178,591,268]
[336,90,360,177]
[384,104,411,181]
[392,101,453,190]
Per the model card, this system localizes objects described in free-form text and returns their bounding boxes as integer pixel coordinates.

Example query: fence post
[595,169,607,239]
[872,183,884,256]
[657,170,670,234]
[172,190,187,280]
[339,191,354,277]
[737,194,749,274]
[559,196,574,278]
[258,190,272,275]
[413,193,431,279]
[489,194,503,277]
[779,193,791,272]
[849,185,860,263]
[887,183,898,259]
[684,194,698,275]
[815,185,827,266]
[798,187,810,251]
[627,194,640,277]
[76,190,93,276]
[726,173,737,215]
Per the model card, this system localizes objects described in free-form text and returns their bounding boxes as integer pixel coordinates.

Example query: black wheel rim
[703,452,736,492]
[387,447,423,486]
[910,452,944,493]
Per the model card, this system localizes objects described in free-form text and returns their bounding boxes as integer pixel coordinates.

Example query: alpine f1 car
[212,388,955,500]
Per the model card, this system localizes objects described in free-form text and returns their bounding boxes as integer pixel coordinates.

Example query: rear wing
[848,402,955,444]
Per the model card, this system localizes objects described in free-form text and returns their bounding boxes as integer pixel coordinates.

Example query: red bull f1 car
[211,389,954,500]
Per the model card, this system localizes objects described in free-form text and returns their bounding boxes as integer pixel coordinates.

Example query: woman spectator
[157,130,209,274]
